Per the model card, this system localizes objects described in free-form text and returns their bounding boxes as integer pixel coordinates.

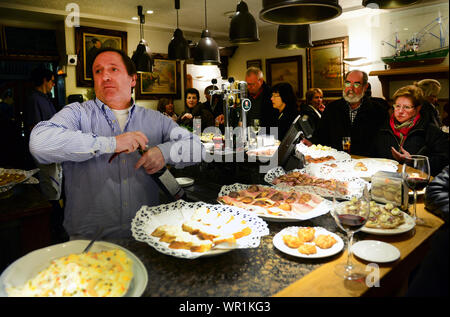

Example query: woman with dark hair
[177,88,214,130]
[372,84,448,176]
[157,97,177,122]
[270,82,299,140]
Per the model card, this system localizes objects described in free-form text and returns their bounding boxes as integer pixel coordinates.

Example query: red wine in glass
[405,177,429,191]
[337,214,366,232]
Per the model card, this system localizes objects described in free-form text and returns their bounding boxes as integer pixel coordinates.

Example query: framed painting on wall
[135,54,181,100]
[306,36,348,97]
[75,26,127,87]
[246,59,262,70]
[265,55,303,98]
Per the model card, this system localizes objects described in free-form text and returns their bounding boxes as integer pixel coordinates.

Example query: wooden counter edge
[273,208,444,297]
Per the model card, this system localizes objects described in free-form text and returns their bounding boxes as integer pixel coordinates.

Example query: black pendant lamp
[131,5,153,72]
[362,0,419,9]
[277,24,313,49]
[168,0,190,60]
[260,0,342,25]
[194,0,220,65]
[229,1,259,44]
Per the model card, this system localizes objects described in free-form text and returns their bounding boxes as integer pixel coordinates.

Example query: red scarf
[389,113,421,146]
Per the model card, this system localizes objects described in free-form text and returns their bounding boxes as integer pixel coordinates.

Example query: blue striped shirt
[30,98,202,239]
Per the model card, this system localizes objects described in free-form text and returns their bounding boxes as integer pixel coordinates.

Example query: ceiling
[0,0,447,43]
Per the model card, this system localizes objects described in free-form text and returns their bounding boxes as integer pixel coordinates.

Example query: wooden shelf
[369,65,449,100]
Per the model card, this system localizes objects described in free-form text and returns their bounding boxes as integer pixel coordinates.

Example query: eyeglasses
[344,81,361,89]
[393,104,415,111]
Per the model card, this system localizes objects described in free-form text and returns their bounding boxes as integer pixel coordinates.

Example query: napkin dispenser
[371,171,409,210]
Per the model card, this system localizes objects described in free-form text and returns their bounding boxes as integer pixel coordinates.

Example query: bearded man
[310,70,388,156]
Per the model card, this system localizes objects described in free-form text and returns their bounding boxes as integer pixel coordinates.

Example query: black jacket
[312,97,388,156]
[299,104,321,133]
[247,82,277,130]
[177,103,214,130]
[425,165,449,223]
[371,113,449,176]
[275,105,299,141]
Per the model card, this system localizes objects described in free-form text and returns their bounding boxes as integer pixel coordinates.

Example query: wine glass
[331,184,371,280]
[402,155,430,225]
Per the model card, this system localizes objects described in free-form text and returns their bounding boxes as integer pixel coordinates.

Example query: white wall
[228,2,449,100]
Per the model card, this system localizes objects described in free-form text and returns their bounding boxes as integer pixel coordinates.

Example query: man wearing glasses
[309,70,388,156]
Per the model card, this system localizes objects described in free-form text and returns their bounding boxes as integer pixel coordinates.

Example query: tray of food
[1,240,147,297]
[273,226,344,258]
[336,198,415,235]
[264,166,369,200]
[246,146,278,160]
[217,183,332,222]
[295,143,351,164]
[131,200,269,259]
[305,158,399,181]
[0,168,40,193]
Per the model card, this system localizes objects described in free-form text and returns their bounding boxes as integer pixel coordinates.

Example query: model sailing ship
[381,15,449,68]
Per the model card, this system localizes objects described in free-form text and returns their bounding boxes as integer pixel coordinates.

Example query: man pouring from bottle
[30,48,201,239]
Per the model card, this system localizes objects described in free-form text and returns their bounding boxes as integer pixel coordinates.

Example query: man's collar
[95,97,136,110]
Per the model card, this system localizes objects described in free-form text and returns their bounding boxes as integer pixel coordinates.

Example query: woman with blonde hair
[416,79,442,127]
[372,85,448,176]
[300,88,324,133]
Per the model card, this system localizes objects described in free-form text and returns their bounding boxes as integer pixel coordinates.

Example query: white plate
[0,240,148,297]
[246,146,278,160]
[131,200,269,259]
[361,211,415,235]
[352,240,400,263]
[218,183,333,222]
[273,226,344,259]
[176,177,194,187]
[336,201,415,235]
[0,168,40,193]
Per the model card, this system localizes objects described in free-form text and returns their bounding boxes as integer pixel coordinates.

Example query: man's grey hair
[344,70,368,86]
[246,67,264,80]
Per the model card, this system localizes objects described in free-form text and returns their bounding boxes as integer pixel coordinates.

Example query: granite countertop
[113,214,347,297]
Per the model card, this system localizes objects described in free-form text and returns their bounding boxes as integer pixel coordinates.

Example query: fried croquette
[297,227,315,243]
[297,243,317,255]
[314,234,337,249]
[282,234,303,248]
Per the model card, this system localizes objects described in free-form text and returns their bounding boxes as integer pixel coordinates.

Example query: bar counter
[111,161,444,297]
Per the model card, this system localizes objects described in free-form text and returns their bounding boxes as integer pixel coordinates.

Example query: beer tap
[209,77,251,150]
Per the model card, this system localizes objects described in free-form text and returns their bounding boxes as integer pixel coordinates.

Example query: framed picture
[246,59,262,70]
[265,55,303,98]
[75,26,127,87]
[306,36,348,97]
[135,53,181,100]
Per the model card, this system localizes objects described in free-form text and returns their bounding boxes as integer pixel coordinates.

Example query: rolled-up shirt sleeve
[29,103,116,164]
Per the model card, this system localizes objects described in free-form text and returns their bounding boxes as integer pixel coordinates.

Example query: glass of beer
[342,137,351,153]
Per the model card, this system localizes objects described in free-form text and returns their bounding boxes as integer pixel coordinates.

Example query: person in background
[26,67,66,242]
[178,88,214,130]
[371,85,448,176]
[300,88,324,134]
[416,79,442,128]
[365,83,391,115]
[245,67,277,130]
[203,85,223,120]
[407,165,448,296]
[157,97,178,122]
[308,70,388,156]
[29,48,200,239]
[270,82,299,140]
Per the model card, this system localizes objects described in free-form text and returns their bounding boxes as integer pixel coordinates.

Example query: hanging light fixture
[168,0,190,60]
[229,1,259,44]
[260,0,342,25]
[276,24,313,49]
[194,0,220,65]
[362,0,419,9]
[131,5,153,72]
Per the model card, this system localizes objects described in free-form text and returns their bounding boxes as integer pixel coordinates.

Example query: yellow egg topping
[7,249,133,297]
